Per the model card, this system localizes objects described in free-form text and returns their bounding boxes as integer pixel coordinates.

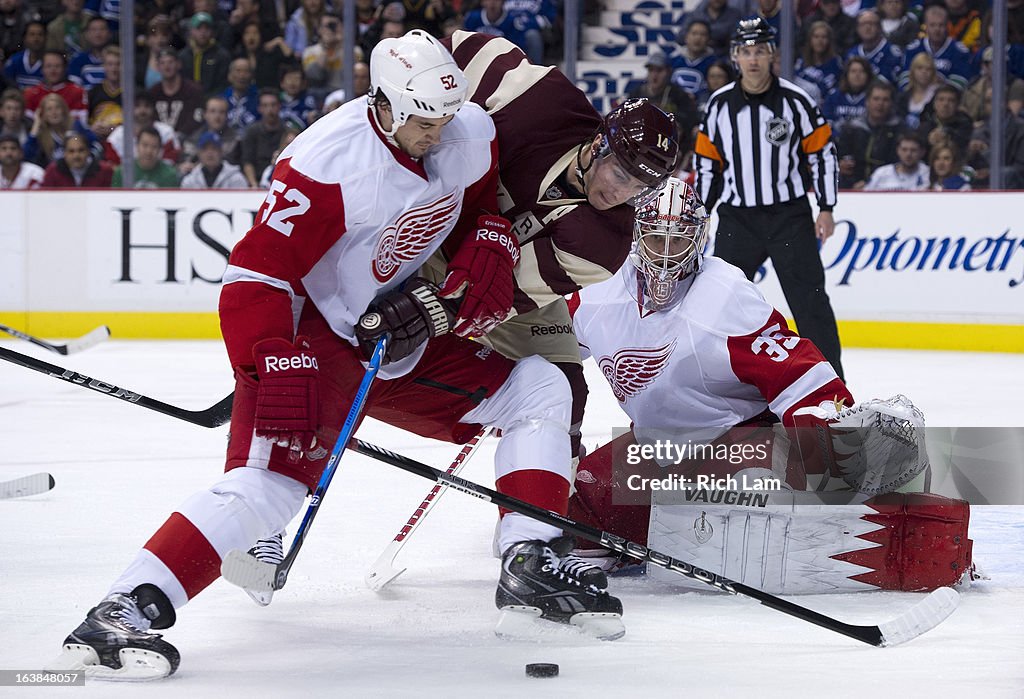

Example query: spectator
[258,126,300,187]
[822,56,874,133]
[0,132,43,188]
[285,0,327,55]
[967,96,1024,188]
[221,57,259,130]
[463,0,541,65]
[352,60,370,101]
[40,130,112,187]
[800,0,857,55]
[180,131,248,188]
[87,45,121,140]
[23,92,98,167]
[106,93,180,165]
[917,83,973,157]
[150,48,205,138]
[929,143,971,191]
[896,51,942,130]
[0,87,30,145]
[902,4,974,91]
[2,20,45,90]
[836,80,902,188]
[355,0,376,37]
[399,0,455,38]
[240,87,283,186]
[67,15,110,89]
[698,59,734,114]
[503,0,555,64]
[180,94,241,175]
[45,0,86,55]
[686,0,743,56]
[876,0,918,50]
[187,0,234,51]
[23,50,87,122]
[279,65,317,128]
[627,52,699,150]
[795,21,843,102]
[863,131,930,190]
[303,12,364,98]
[178,12,232,95]
[962,47,1024,126]
[846,9,904,86]
[235,20,293,89]
[0,0,40,62]
[946,0,982,53]
[112,126,180,188]
[138,15,174,90]
[359,3,406,57]
[671,19,716,98]
[228,0,282,49]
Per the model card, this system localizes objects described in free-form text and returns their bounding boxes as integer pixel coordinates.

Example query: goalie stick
[0,345,233,428]
[0,472,55,499]
[365,427,493,591]
[352,441,961,648]
[0,323,110,355]
[220,334,388,595]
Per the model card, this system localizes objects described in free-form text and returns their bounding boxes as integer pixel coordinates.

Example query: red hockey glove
[439,214,519,337]
[252,336,320,463]
[356,278,458,365]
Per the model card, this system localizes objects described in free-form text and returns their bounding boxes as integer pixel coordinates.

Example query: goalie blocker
[569,401,975,595]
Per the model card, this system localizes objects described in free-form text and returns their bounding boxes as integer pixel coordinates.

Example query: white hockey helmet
[369,29,468,136]
[629,177,710,310]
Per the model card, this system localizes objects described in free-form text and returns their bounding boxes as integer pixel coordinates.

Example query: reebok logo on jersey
[598,341,676,402]
[530,323,573,336]
[372,191,461,283]
[263,353,318,372]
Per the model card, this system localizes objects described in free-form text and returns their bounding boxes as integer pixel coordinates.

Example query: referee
[695,17,844,380]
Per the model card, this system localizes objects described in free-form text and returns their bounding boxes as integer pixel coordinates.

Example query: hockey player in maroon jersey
[48,31,623,682]
[563,178,974,595]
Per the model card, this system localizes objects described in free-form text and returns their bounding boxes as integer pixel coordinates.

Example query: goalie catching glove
[356,278,458,364]
[439,214,519,337]
[249,336,320,463]
[792,394,928,495]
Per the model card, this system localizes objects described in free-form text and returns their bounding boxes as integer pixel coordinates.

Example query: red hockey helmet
[598,98,681,191]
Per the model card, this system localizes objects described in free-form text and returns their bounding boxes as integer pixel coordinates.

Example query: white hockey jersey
[221,98,498,373]
[570,258,850,434]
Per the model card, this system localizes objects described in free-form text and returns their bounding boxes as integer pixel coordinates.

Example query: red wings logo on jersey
[372,190,461,283]
[598,341,676,402]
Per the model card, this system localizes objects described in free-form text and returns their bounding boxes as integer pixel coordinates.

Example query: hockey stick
[0,346,234,429]
[220,334,389,594]
[0,472,55,499]
[365,427,493,591]
[0,323,110,355]
[353,441,961,648]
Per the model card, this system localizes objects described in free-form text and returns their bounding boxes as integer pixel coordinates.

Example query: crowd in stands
[0,0,1021,191]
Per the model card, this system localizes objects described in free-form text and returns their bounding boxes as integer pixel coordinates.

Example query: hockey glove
[356,278,458,364]
[439,214,519,337]
[252,336,320,463]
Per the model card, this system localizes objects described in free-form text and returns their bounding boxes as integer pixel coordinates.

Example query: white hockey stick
[365,428,492,591]
[0,473,55,499]
[0,324,110,355]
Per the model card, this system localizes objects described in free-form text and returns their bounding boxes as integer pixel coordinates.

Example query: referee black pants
[714,199,844,381]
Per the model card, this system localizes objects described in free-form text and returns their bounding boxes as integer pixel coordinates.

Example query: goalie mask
[628,177,710,311]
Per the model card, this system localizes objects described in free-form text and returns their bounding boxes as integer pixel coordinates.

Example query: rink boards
[0,189,1022,352]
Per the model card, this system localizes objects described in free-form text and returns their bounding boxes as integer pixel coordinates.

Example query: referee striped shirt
[695,76,838,211]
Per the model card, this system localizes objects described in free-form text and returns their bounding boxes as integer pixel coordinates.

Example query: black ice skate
[495,540,624,641]
[549,536,610,590]
[245,531,285,606]
[46,584,179,681]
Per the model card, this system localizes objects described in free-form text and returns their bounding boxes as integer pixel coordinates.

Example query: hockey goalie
[564,178,976,595]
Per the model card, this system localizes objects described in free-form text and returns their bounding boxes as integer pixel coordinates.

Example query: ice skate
[245,531,285,606]
[46,584,179,681]
[495,540,624,641]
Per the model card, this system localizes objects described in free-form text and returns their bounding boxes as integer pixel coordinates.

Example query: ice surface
[1,341,1022,697]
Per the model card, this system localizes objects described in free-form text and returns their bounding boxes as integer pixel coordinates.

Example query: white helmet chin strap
[369,95,404,150]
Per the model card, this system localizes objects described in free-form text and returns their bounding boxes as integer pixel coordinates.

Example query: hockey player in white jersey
[49,31,621,682]
[564,178,974,595]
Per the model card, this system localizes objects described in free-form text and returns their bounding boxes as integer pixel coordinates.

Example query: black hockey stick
[352,441,961,648]
[219,335,389,595]
[0,323,110,355]
[0,345,233,429]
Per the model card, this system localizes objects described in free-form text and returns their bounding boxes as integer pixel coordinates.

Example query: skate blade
[245,587,275,606]
[46,644,173,681]
[495,606,624,642]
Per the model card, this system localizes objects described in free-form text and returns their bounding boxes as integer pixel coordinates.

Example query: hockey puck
[525,663,559,678]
